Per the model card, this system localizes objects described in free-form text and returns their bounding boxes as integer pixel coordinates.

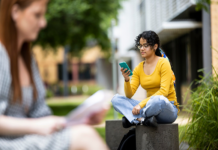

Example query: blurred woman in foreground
[0,0,108,150]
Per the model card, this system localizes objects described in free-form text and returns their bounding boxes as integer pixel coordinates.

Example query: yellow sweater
[124,58,179,111]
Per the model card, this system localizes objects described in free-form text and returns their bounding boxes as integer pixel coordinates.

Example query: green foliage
[47,96,123,120]
[48,103,123,120]
[180,69,218,149]
[195,0,211,11]
[47,96,192,142]
[46,89,54,98]
[34,0,122,55]
[46,84,103,96]
[95,128,106,141]
[195,0,218,12]
[82,85,103,95]
[49,103,79,116]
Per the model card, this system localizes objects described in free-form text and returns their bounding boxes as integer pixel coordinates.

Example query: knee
[71,125,97,137]
[69,125,99,149]
[70,125,109,150]
[111,94,121,105]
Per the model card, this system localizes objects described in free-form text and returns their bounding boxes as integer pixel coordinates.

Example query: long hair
[135,30,176,86]
[0,0,38,103]
[135,31,173,67]
[135,31,163,56]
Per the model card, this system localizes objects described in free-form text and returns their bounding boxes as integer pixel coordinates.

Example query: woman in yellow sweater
[111,31,179,128]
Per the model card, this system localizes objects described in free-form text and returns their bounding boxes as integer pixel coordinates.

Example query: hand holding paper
[85,107,109,125]
[65,90,113,126]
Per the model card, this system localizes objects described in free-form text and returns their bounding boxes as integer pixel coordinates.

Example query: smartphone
[119,62,133,76]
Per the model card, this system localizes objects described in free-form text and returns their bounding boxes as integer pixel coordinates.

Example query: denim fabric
[111,94,178,124]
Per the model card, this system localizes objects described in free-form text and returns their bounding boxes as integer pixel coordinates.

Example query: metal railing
[145,0,196,32]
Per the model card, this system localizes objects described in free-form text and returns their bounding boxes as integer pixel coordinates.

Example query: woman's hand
[120,68,130,82]
[32,116,66,136]
[132,105,142,115]
[85,105,110,125]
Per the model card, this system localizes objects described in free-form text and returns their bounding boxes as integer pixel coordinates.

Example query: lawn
[46,95,123,141]
[46,95,187,142]
[46,95,123,121]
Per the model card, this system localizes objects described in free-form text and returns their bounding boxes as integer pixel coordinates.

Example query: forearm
[0,115,38,136]
[124,80,133,98]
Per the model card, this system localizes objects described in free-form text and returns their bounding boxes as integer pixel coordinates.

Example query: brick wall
[211,0,218,74]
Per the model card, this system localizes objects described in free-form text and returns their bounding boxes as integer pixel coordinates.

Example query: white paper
[65,90,113,126]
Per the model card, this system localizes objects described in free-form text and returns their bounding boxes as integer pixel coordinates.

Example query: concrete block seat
[106,120,179,150]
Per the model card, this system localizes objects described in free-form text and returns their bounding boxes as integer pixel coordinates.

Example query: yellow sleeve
[139,60,172,108]
[124,66,140,98]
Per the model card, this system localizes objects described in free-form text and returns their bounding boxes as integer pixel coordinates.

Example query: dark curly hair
[135,30,173,69]
[135,30,162,57]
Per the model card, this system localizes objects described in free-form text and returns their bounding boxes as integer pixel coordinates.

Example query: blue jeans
[111,94,178,124]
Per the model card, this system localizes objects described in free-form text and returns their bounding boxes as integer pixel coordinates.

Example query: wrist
[125,77,129,82]
[137,104,142,109]
[27,118,41,134]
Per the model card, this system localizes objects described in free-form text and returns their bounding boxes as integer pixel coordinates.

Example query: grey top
[0,43,71,150]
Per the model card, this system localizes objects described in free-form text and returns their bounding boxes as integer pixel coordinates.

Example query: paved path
[174,116,189,126]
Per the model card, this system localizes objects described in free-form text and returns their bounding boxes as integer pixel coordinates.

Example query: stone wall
[106,120,179,150]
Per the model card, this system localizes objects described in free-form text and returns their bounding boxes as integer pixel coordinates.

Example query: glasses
[137,44,150,50]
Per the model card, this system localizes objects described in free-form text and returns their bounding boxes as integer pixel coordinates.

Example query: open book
[65,90,113,126]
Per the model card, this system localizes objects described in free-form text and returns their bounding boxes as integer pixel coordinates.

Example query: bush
[46,89,54,98]
[181,70,218,149]
[82,85,102,95]
[68,84,103,96]
[47,84,103,96]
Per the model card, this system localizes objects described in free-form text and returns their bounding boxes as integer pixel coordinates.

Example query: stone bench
[106,120,179,150]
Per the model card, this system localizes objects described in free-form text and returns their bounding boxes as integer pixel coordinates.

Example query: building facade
[211,0,218,74]
[113,0,216,105]
[33,46,105,85]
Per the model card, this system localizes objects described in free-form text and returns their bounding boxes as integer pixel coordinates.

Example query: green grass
[179,125,188,143]
[46,101,83,116]
[47,96,189,143]
[46,96,86,116]
[48,103,123,121]
[46,96,123,120]
[46,95,122,141]
[180,68,218,149]
[105,106,123,120]
[95,127,106,141]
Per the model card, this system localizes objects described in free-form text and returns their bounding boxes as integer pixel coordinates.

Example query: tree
[34,0,122,55]
[195,0,217,11]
